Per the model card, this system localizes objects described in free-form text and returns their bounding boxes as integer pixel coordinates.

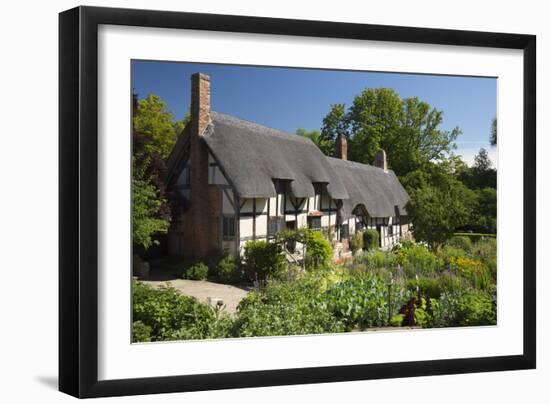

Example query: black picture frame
[59,6,536,398]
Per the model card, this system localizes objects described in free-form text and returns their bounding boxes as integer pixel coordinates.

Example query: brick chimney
[182,73,220,258]
[374,149,388,171]
[335,133,348,160]
[190,72,211,136]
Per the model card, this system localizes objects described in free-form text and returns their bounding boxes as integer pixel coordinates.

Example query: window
[268,217,280,237]
[356,220,365,231]
[340,224,349,240]
[273,179,285,194]
[308,216,321,230]
[223,216,235,239]
[388,220,394,236]
[313,182,323,195]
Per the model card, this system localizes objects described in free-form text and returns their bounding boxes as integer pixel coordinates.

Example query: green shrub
[431,291,460,327]
[407,273,468,299]
[132,320,152,342]
[358,249,397,270]
[447,236,473,252]
[132,280,221,341]
[278,228,333,270]
[395,243,443,276]
[447,255,494,291]
[413,297,433,328]
[232,276,345,337]
[455,289,496,326]
[454,232,496,244]
[471,237,497,262]
[439,245,468,263]
[349,231,364,254]
[183,262,209,280]
[302,228,333,269]
[217,254,240,284]
[324,274,409,330]
[172,258,195,278]
[432,289,496,327]
[363,229,380,251]
[243,240,287,282]
[390,314,404,327]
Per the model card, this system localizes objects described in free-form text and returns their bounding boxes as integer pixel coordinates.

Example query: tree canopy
[132,94,188,250]
[319,89,460,177]
[316,87,496,245]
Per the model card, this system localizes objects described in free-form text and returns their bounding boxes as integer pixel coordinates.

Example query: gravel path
[142,278,250,315]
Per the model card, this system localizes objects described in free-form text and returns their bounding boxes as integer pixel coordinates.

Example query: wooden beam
[267,197,270,239]
[252,198,256,240]
[234,191,240,257]
[222,187,235,210]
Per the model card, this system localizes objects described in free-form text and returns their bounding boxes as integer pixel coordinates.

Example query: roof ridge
[326,155,393,174]
[210,111,314,145]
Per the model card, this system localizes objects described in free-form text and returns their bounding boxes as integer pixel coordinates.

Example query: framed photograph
[59,6,536,398]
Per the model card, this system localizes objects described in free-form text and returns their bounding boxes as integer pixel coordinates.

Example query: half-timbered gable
[165,72,411,260]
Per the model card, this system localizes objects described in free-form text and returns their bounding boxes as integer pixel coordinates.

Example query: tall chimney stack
[186,72,217,258]
[335,133,348,160]
[374,149,388,171]
[190,72,211,136]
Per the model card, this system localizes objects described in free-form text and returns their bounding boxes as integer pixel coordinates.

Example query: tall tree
[405,171,476,247]
[319,89,459,176]
[296,128,333,154]
[490,117,497,146]
[319,103,348,156]
[133,94,188,158]
[132,94,187,250]
[474,147,492,171]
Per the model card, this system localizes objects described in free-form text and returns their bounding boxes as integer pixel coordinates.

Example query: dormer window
[313,182,323,195]
[273,179,285,194]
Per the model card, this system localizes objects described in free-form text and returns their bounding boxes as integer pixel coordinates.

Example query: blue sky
[132,60,497,166]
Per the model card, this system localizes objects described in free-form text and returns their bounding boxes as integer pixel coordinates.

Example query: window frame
[222,215,236,239]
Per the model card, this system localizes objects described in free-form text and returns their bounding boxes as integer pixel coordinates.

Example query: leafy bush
[407,272,468,299]
[413,297,434,328]
[390,314,404,327]
[232,276,345,337]
[302,229,333,269]
[447,236,473,252]
[216,254,241,284]
[349,231,364,254]
[432,289,496,327]
[362,229,380,251]
[439,245,468,263]
[430,291,460,327]
[132,320,152,342]
[448,256,493,291]
[395,243,443,276]
[183,262,209,280]
[243,240,286,282]
[277,228,332,270]
[324,274,408,330]
[454,232,496,244]
[357,249,397,270]
[471,237,497,262]
[455,290,496,326]
[132,280,223,341]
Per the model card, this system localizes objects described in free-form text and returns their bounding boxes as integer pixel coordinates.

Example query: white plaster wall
[222,191,234,214]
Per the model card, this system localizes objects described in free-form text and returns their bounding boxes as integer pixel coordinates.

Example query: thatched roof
[166,111,409,218]
[327,157,409,218]
[203,112,349,199]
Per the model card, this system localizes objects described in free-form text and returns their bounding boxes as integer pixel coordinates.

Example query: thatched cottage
[164,73,411,260]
